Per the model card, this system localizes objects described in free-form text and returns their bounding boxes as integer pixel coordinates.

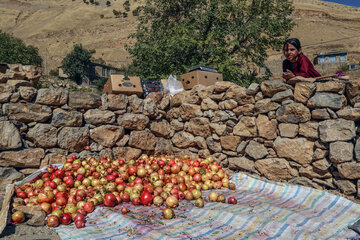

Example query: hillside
[1,0,360,76]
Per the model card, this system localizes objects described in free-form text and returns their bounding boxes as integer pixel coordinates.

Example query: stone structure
[1,63,360,201]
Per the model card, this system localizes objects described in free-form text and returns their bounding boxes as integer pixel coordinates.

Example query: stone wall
[1,64,360,201]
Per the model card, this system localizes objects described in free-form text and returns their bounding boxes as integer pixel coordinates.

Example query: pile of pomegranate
[12,155,237,228]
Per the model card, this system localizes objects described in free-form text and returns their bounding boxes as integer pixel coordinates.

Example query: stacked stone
[1,63,360,200]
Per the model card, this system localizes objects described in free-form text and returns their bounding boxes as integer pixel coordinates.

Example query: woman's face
[283,43,300,63]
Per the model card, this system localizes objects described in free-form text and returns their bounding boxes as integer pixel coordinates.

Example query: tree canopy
[62,44,92,83]
[0,30,42,66]
[127,0,294,85]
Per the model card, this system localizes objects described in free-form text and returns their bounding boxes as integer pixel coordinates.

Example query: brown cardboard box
[103,75,143,97]
[180,70,223,90]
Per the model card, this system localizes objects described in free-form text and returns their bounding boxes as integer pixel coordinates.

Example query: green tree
[127,0,294,86]
[0,30,42,66]
[62,44,92,83]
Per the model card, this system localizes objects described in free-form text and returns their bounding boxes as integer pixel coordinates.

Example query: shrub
[49,68,59,77]
[0,30,42,66]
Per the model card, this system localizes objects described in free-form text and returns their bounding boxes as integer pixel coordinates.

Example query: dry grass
[0,0,359,74]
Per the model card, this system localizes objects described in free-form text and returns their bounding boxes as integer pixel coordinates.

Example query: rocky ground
[0,224,60,240]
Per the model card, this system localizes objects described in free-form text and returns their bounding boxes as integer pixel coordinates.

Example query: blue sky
[322,0,360,7]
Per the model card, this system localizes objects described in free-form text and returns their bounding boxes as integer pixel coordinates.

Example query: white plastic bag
[164,75,184,95]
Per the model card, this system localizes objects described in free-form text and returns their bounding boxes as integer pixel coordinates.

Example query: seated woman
[282,38,321,80]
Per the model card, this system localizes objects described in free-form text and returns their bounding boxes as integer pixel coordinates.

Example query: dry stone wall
[1,64,360,200]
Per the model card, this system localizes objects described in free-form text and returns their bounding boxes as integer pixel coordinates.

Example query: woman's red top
[283,53,321,78]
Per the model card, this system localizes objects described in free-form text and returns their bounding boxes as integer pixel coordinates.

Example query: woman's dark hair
[283,38,301,50]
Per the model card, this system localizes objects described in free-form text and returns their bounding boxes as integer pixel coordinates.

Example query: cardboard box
[103,75,143,97]
[180,70,223,90]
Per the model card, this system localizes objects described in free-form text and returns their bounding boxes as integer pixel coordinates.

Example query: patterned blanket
[51,172,360,240]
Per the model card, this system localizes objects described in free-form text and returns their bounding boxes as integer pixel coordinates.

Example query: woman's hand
[282,70,295,80]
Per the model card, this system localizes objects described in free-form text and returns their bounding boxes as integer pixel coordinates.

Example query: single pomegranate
[140,191,153,206]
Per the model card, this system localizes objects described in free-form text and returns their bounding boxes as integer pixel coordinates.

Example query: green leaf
[126,0,294,86]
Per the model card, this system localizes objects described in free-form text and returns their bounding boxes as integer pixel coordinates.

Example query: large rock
[106,94,128,110]
[41,153,67,166]
[220,136,241,151]
[214,81,235,93]
[179,104,202,121]
[233,116,257,137]
[273,137,314,165]
[316,81,345,93]
[143,98,159,118]
[311,109,330,120]
[84,109,115,125]
[318,119,356,142]
[113,147,142,161]
[51,109,83,127]
[18,86,37,101]
[90,125,124,147]
[245,140,268,159]
[246,83,260,95]
[256,114,277,140]
[69,92,101,109]
[35,88,68,106]
[233,104,254,116]
[170,119,183,131]
[3,103,52,123]
[276,102,311,123]
[278,123,298,138]
[206,137,222,152]
[58,127,90,151]
[201,98,218,111]
[294,82,315,104]
[0,148,44,168]
[336,107,360,121]
[129,95,144,113]
[219,99,238,110]
[255,158,298,180]
[117,113,149,130]
[228,157,255,172]
[329,141,353,164]
[307,93,346,110]
[172,131,195,148]
[184,117,211,137]
[26,123,57,148]
[170,91,188,107]
[299,165,331,179]
[155,138,173,155]
[194,136,207,149]
[312,158,331,171]
[150,120,174,138]
[289,177,322,190]
[338,162,360,179]
[209,123,227,136]
[271,89,293,102]
[0,121,22,150]
[225,85,254,105]
[128,130,157,150]
[298,121,318,139]
[334,180,356,195]
[346,80,360,105]
[0,167,24,190]
[254,99,280,114]
[355,138,360,161]
[260,80,293,97]
[0,84,15,103]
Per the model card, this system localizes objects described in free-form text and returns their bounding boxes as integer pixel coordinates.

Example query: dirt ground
[0,224,61,240]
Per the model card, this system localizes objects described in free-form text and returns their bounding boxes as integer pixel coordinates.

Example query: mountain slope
[1,0,360,75]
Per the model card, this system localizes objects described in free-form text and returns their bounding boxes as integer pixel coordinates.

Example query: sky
[322,0,360,7]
